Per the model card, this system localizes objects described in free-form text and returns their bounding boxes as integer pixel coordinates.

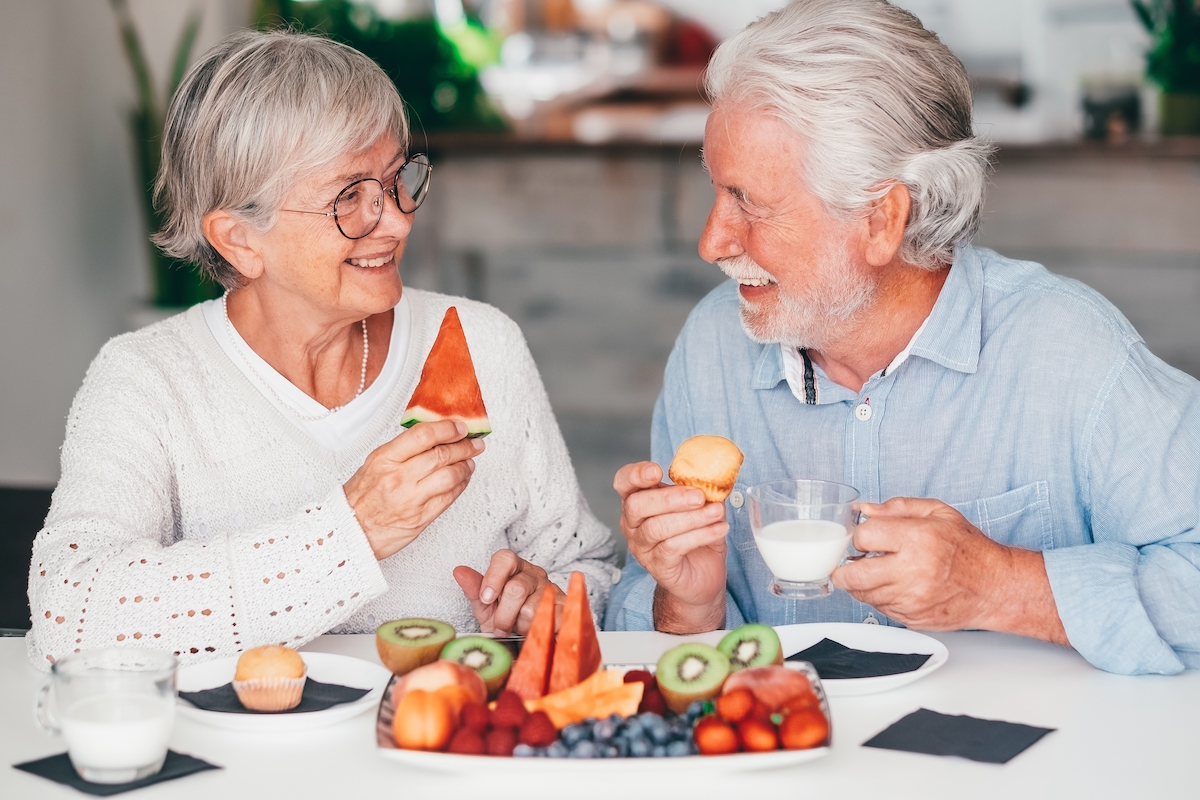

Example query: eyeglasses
[281,153,432,240]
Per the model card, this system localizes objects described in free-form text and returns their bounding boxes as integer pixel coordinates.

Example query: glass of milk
[747,479,861,599]
[35,648,177,784]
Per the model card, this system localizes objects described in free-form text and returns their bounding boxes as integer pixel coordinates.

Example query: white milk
[61,693,174,771]
[753,519,852,582]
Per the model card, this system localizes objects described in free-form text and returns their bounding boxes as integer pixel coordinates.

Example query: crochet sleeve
[27,338,388,669]
[484,315,618,619]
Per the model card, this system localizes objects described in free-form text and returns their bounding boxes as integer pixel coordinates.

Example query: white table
[3,630,1196,799]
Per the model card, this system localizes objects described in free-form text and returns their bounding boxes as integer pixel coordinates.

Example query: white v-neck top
[200,294,411,452]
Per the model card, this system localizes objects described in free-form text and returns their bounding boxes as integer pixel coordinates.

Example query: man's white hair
[705,0,994,269]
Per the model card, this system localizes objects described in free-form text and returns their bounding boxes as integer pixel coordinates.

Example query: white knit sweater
[27,289,616,669]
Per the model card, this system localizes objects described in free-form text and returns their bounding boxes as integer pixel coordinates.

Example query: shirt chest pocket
[948,481,1053,551]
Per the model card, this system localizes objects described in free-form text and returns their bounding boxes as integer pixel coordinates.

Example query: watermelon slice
[401,306,491,437]
[547,572,602,695]
[505,584,557,701]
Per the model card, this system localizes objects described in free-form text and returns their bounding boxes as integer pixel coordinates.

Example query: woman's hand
[344,419,483,560]
[453,550,564,636]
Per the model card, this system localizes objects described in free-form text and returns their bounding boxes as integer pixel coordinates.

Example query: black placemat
[863,708,1055,764]
[179,677,369,714]
[13,750,220,796]
[787,637,932,679]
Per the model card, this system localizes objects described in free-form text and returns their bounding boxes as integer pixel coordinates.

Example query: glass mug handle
[34,682,62,735]
[845,510,881,561]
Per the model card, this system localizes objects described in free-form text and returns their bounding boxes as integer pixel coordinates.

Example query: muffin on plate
[668,435,745,503]
[232,645,307,711]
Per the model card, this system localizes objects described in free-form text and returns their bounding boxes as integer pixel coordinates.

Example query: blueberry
[612,738,630,757]
[666,740,690,757]
[629,736,652,758]
[570,740,599,759]
[603,745,620,758]
[638,712,663,726]
[560,724,590,747]
[651,745,667,758]
[546,741,569,758]
[513,744,537,758]
[624,718,645,738]
[607,713,625,726]
[686,700,705,720]
[593,718,619,741]
[648,722,672,745]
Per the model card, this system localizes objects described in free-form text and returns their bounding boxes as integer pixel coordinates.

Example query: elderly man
[605,0,1200,676]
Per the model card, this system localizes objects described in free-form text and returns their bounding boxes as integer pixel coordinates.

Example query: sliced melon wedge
[401,306,491,438]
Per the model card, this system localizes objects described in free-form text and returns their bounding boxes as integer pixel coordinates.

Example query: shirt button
[863,615,879,625]
[610,566,622,585]
[729,491,745,509]
[855,403,873,421]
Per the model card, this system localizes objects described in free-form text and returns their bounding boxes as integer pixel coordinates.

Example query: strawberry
[623,669,655,687]
[738,717,779,752]
[518,710,559,747]
[693,714,739,755]
[715,688,755,723]
[460,701,488,734]
[780,690,819,715]
[488,690,528,729]
[485,726,518,756]
[447,727,486,755]
[639,686,668,715]
[779,707,830,750]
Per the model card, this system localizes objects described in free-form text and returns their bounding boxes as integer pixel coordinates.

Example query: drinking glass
[746,479,861,599]
[35,648,177,784]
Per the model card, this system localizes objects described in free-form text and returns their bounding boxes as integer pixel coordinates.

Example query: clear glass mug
[746,479,864,600]
[35,648,177,784]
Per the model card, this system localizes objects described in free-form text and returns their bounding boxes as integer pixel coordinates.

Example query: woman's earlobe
[201,210,264,281]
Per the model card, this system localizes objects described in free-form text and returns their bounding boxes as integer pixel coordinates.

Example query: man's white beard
[718,247,877,350]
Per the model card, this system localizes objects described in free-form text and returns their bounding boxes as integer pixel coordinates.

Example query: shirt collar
[908,245,982,375]
[750,245,984,391]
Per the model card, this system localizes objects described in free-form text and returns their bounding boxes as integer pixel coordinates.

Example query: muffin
[668,435,745,503]
[232,645,307,711]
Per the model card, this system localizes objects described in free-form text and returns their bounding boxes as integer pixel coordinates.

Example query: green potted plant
[109,0,220,308]
[1133,0,1200,135]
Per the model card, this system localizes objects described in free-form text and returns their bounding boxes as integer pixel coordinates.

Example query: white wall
[0,0,251,486]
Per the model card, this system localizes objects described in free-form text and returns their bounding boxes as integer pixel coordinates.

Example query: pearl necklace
[222,294,368,421]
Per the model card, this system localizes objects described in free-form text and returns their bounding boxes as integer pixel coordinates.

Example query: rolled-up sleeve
[1045,345,1200,675]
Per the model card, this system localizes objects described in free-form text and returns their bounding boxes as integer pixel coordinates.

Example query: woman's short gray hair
[705,0,993,269]
[153,30,410,290]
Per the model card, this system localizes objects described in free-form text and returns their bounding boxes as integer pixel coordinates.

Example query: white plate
[177,651,391,731]
[376,664,831,774]
[774,622,948,696]
[378,744,829,774]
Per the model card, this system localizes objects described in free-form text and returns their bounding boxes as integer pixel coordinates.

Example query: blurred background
[2,0,1199,630]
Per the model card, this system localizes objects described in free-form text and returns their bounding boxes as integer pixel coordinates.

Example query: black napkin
[179,677,369,714]
[862,708,1055,764]
[13,750,220,796]
[787,638,932,679]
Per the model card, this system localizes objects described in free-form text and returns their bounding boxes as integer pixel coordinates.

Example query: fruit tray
[375,662,832,774]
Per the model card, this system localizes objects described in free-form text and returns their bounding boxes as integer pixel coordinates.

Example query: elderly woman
[27,30,615,667]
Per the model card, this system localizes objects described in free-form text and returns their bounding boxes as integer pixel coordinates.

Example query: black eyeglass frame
[281,153,432,240]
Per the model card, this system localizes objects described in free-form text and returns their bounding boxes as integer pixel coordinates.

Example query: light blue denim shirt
[605,246,1200,676]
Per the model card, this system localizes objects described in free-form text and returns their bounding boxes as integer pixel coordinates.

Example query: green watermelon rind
[401,409,491,438]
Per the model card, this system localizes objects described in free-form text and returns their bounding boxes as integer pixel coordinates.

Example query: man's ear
[862,183,911,267]
[202,210,264,282]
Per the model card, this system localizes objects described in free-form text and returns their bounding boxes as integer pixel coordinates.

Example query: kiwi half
[718,624,783,671]
[376,618,455,676]
[655,642,731,714]
[440,636,512,699]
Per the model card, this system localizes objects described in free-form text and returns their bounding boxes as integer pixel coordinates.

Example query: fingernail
[690,490,706,506]
[473,438,485,452]
[455,420,467,436]
[481,587,495,604]
[467,459,476,472]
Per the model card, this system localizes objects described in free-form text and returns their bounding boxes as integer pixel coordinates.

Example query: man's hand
[453,550,563,636]
[344,420,483,561]
[831,497,1068,644]
[615,461,727,634]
